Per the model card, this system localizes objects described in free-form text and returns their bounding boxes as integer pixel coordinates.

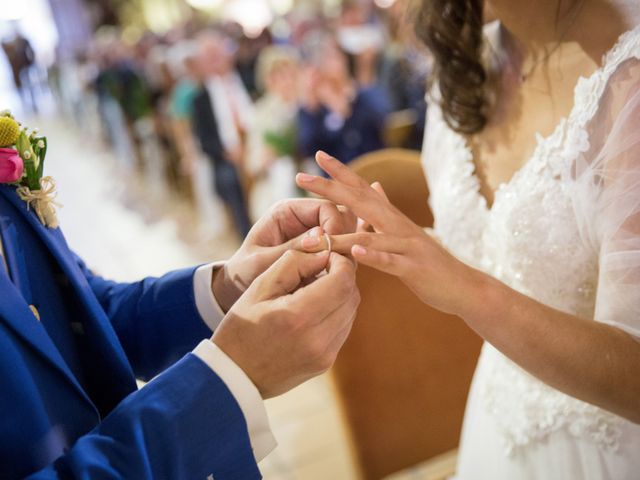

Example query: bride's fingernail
[302,236,321,249]
[353,245,367,256]
[297,173,316,183]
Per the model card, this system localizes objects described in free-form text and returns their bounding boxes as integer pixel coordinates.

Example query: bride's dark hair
[414,0,487,134]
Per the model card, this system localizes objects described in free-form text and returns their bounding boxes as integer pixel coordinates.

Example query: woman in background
[297,0,640,478]
[298,35,387,166]
[245,46,300,222]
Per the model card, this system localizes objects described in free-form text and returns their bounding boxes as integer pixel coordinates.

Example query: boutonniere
[0,110,60,228]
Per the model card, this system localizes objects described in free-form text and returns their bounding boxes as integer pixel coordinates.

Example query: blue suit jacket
[0,185,261,479]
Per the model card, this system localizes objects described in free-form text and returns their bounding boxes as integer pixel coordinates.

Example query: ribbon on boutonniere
[0,110,60,228]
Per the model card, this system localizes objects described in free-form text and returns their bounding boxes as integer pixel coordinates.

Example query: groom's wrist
[212,264,243,314]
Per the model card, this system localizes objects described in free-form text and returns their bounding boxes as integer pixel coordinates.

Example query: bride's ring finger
[300,233,408,256]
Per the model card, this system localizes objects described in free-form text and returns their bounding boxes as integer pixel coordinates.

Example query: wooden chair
[383,109,419,148]
[329,149,483,480]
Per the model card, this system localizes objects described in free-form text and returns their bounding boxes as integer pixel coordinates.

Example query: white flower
[37,140,45,149]
[23,150,32,160]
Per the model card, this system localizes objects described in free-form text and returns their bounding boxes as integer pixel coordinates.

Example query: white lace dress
[422,27,640,480]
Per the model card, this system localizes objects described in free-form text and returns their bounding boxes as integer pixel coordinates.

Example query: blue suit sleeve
[26,354,261,480]
[75,255,212,381]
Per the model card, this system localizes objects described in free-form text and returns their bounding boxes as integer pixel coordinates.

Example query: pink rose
[0,147,24,183]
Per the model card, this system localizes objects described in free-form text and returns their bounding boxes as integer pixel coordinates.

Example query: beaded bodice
[421,27,640,454]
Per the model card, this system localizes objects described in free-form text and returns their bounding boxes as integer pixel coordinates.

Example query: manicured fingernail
[353,245,367,256]
[308,226,322,237]
[302,236,321,249]
[297,173,315,183]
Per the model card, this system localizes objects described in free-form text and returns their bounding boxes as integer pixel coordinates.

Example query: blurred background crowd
[1,0,430,243]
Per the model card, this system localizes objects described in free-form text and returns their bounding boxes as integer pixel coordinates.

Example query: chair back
[330,149,483,479]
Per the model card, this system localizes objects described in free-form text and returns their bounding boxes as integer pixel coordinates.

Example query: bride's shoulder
[605,24,640,65]
[585,27,640,133]
[601,25,640,90]
[593,56,640,129]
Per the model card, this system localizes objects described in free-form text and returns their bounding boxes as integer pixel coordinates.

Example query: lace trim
[570,25,640,130]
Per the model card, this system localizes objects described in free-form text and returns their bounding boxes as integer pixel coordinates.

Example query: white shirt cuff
[193,340,277,462]
[193,263,227,332]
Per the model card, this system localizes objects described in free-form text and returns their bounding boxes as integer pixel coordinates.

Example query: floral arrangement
[0,110,58,228]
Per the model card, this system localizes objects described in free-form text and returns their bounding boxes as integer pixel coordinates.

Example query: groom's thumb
[254,250,330,300]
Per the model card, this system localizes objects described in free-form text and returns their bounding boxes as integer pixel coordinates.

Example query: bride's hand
[296,151,484,316]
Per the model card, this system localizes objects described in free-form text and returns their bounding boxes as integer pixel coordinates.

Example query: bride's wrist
[451,264,504,322]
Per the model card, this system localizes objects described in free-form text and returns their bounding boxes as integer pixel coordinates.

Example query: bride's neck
[487,0,639,62]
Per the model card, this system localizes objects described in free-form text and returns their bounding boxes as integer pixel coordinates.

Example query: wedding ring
[324,232,332,253]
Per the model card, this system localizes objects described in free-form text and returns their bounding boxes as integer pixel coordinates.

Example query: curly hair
[414,0,487,134]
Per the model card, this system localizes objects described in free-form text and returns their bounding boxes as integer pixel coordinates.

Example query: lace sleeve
[572,58,640,338]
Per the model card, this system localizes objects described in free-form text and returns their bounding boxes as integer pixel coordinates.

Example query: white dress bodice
[421,25,640,475]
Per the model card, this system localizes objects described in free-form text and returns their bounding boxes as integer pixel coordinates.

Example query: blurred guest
[146,45,184,194]
[377,0,430,149]
[378,47,428,150]
[95,40,151,172]
[246,46,300,222]
[235,30,272,99]
[167,41,201,177]
[191,31,252,238]
[298,36,386,166]
[167,40,227,235]
[336,0,386,89]
[1,33,37,113]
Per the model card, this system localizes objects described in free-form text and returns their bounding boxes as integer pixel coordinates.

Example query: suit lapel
[0,215,34,304]
[0,185,136,409]
[0,262,97,411]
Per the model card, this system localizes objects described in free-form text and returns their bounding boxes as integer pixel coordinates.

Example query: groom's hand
[212,250,360,398]
[212,199,357,312]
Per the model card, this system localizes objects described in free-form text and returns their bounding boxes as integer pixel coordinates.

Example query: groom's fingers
[285,252,358,322]
[254,250,330,300]
[262,198,356,246]
[275,226,324,257]
[309,284,360,368]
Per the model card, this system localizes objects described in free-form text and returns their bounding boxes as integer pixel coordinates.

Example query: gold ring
[324,232,332,253]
